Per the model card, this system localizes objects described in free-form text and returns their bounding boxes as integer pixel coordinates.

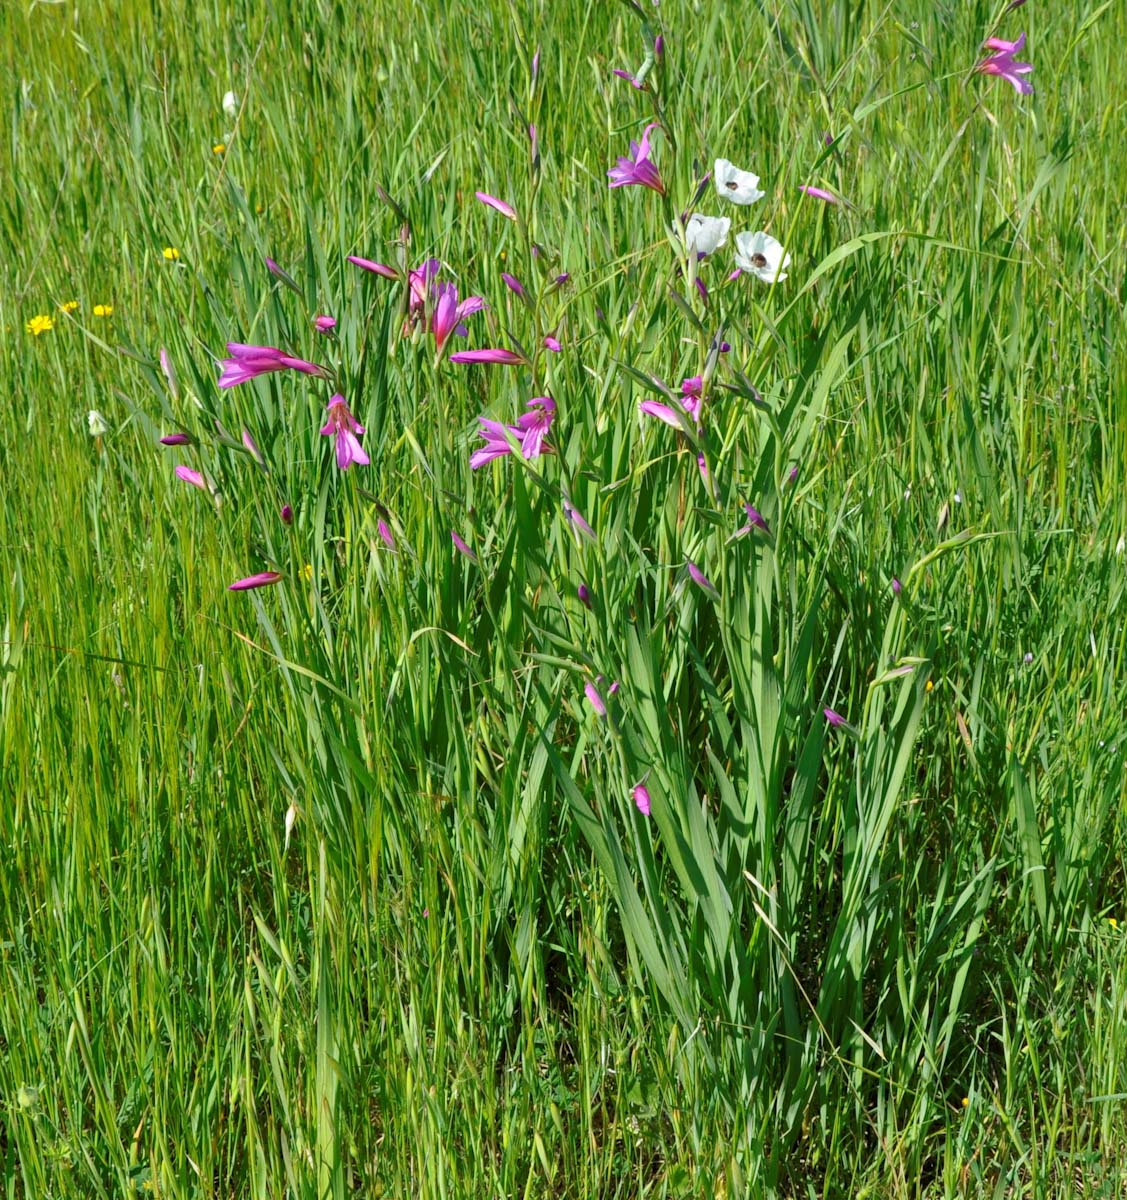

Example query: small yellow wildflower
[59,300,79,314]
[961,1096,969,1108]
[162,247,180,261]
[255,203,265,214]
[213,142,226,155]
[1109,917,1119,930]
[93,304,113,317]
[300,563,313,582]
[26,314,54,336]
[925,680,934,693]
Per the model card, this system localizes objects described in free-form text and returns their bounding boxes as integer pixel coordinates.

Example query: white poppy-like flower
[734,230,791,283]
[222,90,239,120]
[683,213,731,256]
[87,409,109,436]
[714,158,765,205]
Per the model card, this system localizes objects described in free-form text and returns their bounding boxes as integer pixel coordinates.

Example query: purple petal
[174,465,206,490]
[451,530,478,562]
[347,255,398,279]
[562,501,595,542]
[475,191,518,221]
[584,682,607,718]
[501,272,525,298]
[159,432,192,446]
[228,571,283,591]
[632,783,652,815]
[314,314,337,332]
[449,348,524,365]
[799,185,838,204]
[687,560,719,599]
[543,335,561,352]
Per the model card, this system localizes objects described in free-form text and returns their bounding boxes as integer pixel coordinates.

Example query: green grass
[1,0,1125,1195]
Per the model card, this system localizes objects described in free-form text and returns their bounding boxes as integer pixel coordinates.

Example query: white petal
[684,213,731,255]
[734,231,790,283]
[222,90,239,119]
[714,158,765,205]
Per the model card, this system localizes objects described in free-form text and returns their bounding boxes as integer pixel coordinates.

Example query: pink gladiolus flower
[160,432,192,446]
[470,397,555,468]
[824,707,848,728]
[347,256,398,279]
[687,560,719,599]
[228,571,283,591]
[159,347,178,399]
[319,394,369,470]
[408,258,442,317]
[639,380,700,432]
[241,428,264,465]
[280,504,294,525]
[584,681,607,718]
[475,191,518,221]
[449,348,524,365]
[892,577,902,595]
[501,272,525,298]
[174,465,206,490]
[451,530,478,562]
[562,500,595,542]
[314,314,337,332]
[800,185,838,204]
[612,69,645,89]
[607,123,665,194]
[654,34,664,58]
[632,783,652,816]
[378,519,396,552]
[735,503,770,536]
[975,32,1033,94]
[578,583,593,609]
[543,335,561,352]
[430,281,485,354]
[218,343,326,388]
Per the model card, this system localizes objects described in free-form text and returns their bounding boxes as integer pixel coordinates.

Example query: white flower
[733,230,791,283]
[222,90,238,120]
[683,213,730,256]
[87,409,109,436]
[714,158,765,205]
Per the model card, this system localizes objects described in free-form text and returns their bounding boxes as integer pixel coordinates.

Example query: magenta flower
[584,681,607,718]
[431,281,485,354]
[408,259,442,316]
[319,394,369,470]
[451,530,478,562]
[470,397,555,468]
[892,577,902,595]
[639,380,701,432]
[174,465,206,490]
[160,432,192,446]
[824,707,848,728]
[975,32,1033,94]
[543,335,562,352]
[501,272,526,298]
[218,343,326,388]
[612,69,646,89]
[578,583,593,609]
[314,314,337,333]
[563,500,595,543]
[280,504,294,525]
[228,571,283,591]
[475,191,518,221]
[687,560,719,599]
[241,428,264,465]
[632,783,652,816]
[347,255,398,279]
[735,504,770,537]
[799,185,838,204]
[378,519,396,553]
[449,348,524,365]
[607,123,665,194]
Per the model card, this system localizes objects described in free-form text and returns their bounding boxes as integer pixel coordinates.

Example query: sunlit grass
[1,0,1125,1196]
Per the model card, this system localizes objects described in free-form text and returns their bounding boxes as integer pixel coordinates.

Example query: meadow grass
[1,0,1125,1195]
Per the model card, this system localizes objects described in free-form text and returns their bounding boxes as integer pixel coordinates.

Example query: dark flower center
[726,180,739,190]
[751,253,768,268]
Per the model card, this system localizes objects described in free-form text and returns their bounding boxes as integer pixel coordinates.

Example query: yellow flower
[255,203,265,214]
[961,1096,969,1108]
[300,563,313,582]
[93,304,113,317]
[213,142,226,155]
[59,300,79,313]
[925,680,934,693]
[162,247,180,261]
[26,314,54,336]
[1110,917,1119,930]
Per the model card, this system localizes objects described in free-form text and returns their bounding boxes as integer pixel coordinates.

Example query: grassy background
[2,0,1125,1195]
